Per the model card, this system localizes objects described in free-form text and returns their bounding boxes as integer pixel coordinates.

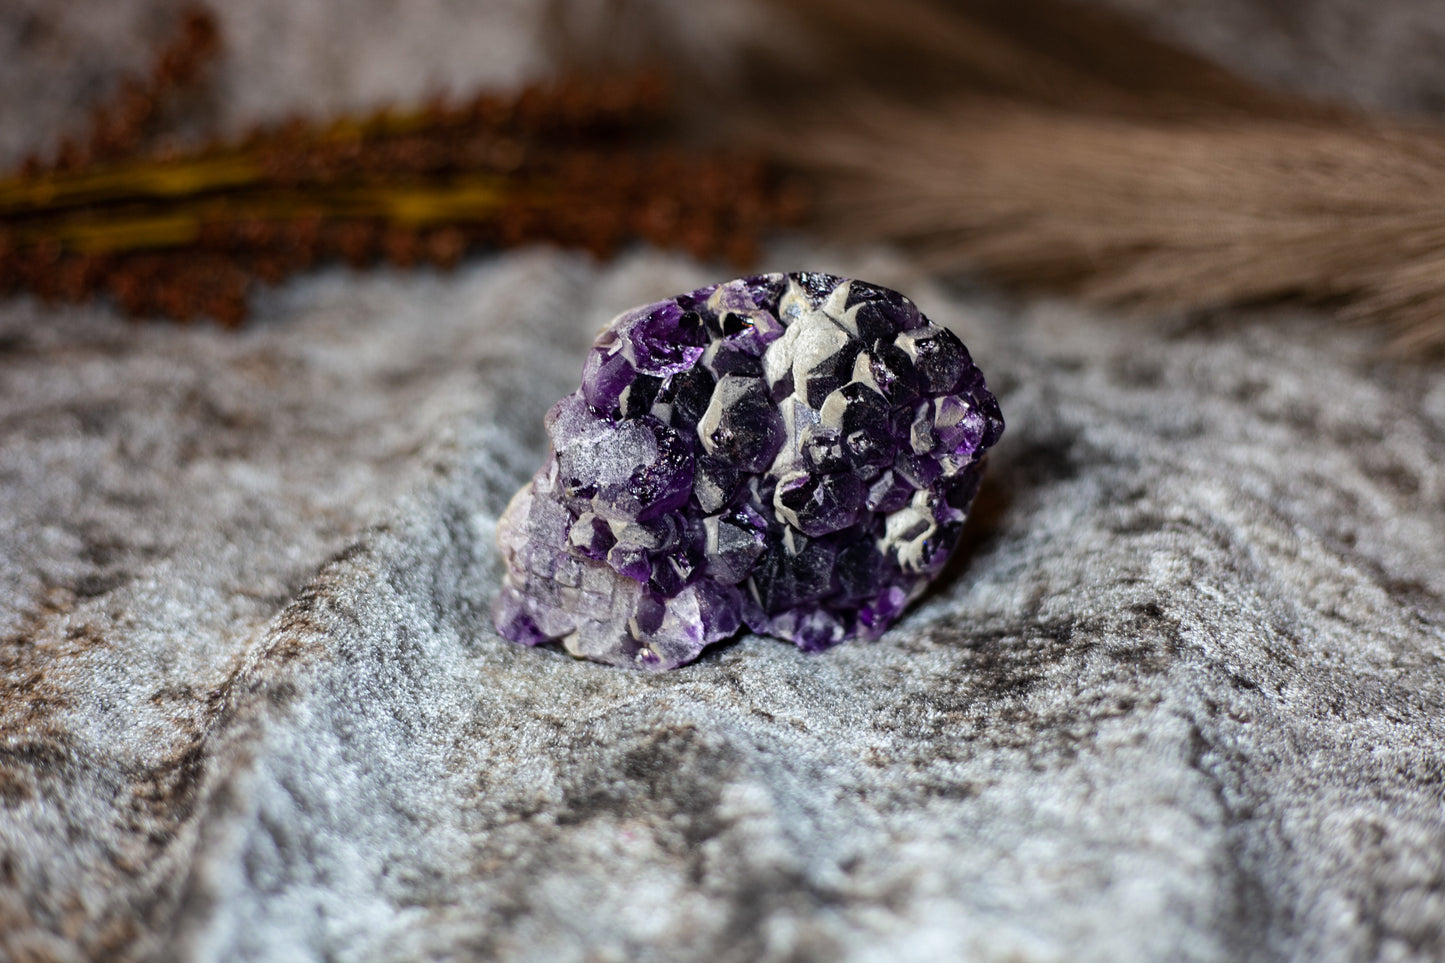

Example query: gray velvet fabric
[2,3,1443,961]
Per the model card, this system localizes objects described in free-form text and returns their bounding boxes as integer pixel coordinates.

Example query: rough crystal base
[494,273,1003,669]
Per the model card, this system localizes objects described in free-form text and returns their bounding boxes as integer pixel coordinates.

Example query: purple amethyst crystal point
[494,273,1004,670]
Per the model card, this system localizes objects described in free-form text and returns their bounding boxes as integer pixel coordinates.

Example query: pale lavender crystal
[494,272,1004,669]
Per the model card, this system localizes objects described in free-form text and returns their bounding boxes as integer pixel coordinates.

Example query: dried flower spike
[0,4,800,326]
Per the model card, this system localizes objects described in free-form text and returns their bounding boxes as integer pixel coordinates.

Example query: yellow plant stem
[6,175,524,253]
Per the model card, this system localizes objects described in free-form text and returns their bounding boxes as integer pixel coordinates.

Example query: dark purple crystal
[495,273,1003,669]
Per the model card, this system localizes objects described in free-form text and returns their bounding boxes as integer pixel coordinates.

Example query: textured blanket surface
[2,3,1444,962]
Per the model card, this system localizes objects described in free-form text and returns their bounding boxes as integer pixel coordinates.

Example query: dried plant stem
[1,51,797,325]
[797,102,1445,349]
[5,179,516,253]
[0,155,264,214]
[0,2,801,326]
[565,0,1445,352]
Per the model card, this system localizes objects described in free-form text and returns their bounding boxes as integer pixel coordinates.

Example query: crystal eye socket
[494,272,1003,669]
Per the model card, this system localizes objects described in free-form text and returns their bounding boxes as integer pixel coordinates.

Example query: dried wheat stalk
[768,0,1445,351]
[558,0,1445,351]
[801,103,1445,351]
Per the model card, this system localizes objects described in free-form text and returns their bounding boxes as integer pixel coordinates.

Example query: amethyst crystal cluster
[494,272,1003,669]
